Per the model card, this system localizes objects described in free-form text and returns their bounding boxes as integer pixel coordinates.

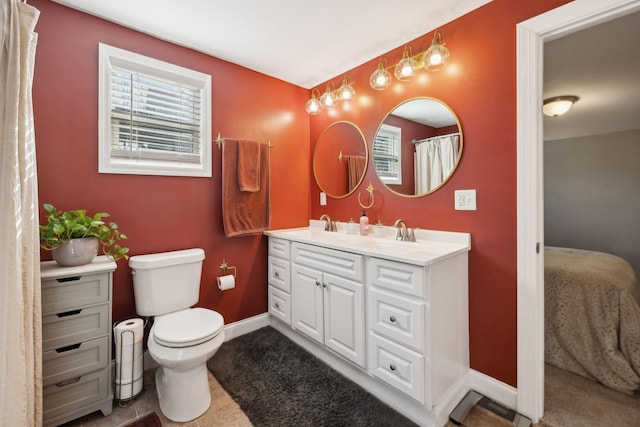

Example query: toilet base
[155,363,211,422]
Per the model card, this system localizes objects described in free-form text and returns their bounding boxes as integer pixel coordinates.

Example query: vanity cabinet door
[324,273,365,367]
[291,264,324,344]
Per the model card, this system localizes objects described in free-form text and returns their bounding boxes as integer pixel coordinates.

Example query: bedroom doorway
[516,0,640,422]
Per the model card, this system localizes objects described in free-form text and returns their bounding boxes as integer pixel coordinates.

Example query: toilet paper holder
[219,258,237,278]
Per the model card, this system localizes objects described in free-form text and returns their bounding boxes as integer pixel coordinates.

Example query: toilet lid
[153,308,224,348]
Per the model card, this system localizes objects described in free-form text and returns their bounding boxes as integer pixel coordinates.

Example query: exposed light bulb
[423,31,450,71]
[370,61,391,90]
[394,47,417,81]
[305,95,322,115]
[338,82,356,101]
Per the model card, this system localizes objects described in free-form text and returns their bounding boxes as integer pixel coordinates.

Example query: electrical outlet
[455,190,477,210]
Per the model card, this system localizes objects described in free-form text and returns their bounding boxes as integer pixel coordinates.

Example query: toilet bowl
[129,249,225,422]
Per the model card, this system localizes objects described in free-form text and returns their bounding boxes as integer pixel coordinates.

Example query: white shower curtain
[0,1,42,426]
[414,134,460,193]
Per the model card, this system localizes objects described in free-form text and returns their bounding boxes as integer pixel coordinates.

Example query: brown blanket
[545,246,640,394]
[222,138,270,237]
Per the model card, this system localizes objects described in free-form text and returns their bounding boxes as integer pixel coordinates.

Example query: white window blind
[99,43,212,177]
[373,124,402,184]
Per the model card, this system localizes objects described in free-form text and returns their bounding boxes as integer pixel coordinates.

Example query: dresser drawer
[292,242,364,282]
[43,367,109,420]
[369,258,426,298]
[42,272,109,315]
[369,332,424,403]
[268,285,291,325]
[269,237,290,260]
[43,336,109,388]
[369,286,425,352]
[42,304,110,351]
[268,255,291,292]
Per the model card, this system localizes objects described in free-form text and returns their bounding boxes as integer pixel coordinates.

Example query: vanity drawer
[268,285,291,325]
[292,242,364,282]
[43,336,109,387]
[268,255,291,292]
[43,367,109,421]
[42,272,109,315]
[369,286,425,352]
[369,332,424,403]
[269,237,290,260]
[42,304,110,351]
[368,258,426,298]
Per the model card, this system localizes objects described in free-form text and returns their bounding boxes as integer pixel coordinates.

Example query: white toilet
[129,248,225,422]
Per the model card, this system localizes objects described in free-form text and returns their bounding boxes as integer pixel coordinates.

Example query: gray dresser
[41,256,116,427]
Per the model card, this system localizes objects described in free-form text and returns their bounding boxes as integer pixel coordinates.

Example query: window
[373,124,402,185]
[98,43,212,177]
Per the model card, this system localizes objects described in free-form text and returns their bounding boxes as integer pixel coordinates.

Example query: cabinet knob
[274,302,280,308]
[322,283,327,288]
[274,272,280,278]
[315,280,321,287]
[389,364,397,371]
[389,315,396,323]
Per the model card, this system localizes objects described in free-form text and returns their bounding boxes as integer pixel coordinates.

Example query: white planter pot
[52,237,99,267]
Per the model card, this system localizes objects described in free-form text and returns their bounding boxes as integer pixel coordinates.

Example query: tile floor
[62,368,252,427]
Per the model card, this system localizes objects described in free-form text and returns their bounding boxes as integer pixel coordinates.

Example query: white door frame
[516,0,640,421]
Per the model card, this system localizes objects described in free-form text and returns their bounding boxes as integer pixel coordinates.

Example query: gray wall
[544,128,640,280]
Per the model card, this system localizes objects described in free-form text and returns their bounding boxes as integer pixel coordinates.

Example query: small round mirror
[313,121,368,198]
[372,97,462,197]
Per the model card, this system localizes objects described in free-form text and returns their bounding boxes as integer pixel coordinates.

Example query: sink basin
[265,225,470,266]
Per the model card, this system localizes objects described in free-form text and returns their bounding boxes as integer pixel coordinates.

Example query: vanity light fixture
[543,95,579,117]
[369,30,450,90]
[422,30,450,71]
[306,76,356,115]
[370,58,392,90]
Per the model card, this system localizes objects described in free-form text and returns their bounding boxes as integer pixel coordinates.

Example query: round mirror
[373,97,463,197]
[313,121,368,198]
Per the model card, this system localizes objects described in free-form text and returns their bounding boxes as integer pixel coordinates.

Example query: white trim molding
[516,0,640,422]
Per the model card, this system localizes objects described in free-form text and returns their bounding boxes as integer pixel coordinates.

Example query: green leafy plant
[39,203,129,261]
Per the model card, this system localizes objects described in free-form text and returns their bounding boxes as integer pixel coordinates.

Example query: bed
[544,246,640,394]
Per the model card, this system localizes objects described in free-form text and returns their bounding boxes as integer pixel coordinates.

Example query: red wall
[309,0,570,386]
[32,0,310,326]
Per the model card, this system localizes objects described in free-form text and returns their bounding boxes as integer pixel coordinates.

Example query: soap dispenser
[359,210,369,236]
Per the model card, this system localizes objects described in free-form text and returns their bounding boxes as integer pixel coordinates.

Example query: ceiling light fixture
[369,30,450,91]
[305,76,356,115]
[543,95,579,117]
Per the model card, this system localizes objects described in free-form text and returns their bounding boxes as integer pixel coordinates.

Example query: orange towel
[237,139,261,192]
[222,138,270,237]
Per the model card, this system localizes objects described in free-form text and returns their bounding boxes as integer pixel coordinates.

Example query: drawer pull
[55,376,81,387]
[315,280,321,287]
[389,364,397,371]
[56,276,82,283]
[274,302,280,308]
[56,309,82,317]
[274,272,280,278]
[322,282,327,288]
[55,343,81,353]
[389,316,396,323]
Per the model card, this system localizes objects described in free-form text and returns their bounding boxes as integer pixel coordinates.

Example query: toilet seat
[153,308,224,348]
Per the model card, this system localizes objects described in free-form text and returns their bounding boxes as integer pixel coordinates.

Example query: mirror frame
[372,97,463,198]
[313,121,368,199]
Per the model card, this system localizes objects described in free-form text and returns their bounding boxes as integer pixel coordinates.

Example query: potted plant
[39,203,129,266]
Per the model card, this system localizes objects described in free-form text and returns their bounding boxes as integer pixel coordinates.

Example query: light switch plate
[320,192,327,206]
[455,189,476,210]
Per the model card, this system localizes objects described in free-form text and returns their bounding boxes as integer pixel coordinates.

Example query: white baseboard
[467,369,518,410]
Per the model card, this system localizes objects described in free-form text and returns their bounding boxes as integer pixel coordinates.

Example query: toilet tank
[129,248,205,317]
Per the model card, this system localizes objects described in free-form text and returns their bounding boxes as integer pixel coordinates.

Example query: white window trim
[374,123,402,185]
[98,43,212,177]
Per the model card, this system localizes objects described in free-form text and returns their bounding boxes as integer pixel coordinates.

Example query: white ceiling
[51,0,492,89]
[543,10,640,141]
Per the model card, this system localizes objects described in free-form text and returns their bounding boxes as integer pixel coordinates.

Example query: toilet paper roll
[115,372,143,400]
[115,341,143,363]
[115,356,143,383]
[114,318,144,347]
[218,274,235,291]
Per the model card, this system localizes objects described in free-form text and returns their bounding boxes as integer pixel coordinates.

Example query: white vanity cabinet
[40,257,116,427]
[268,238,292,325]
[291,242,366,367]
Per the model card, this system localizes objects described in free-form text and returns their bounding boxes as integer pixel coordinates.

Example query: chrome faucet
[393,219,416,241]
[319,214,337,232]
